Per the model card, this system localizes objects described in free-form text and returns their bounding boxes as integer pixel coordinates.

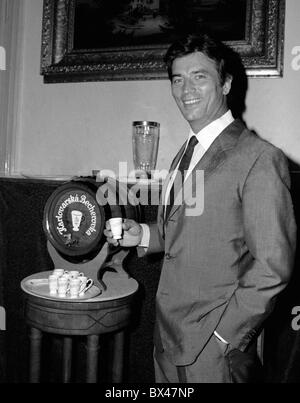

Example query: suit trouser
[154,334,263,383]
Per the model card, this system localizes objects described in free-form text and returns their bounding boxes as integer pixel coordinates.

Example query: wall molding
[0,0,23,175]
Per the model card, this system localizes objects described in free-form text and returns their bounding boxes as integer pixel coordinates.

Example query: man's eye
[172,77,183,85]
[194,74,205,80]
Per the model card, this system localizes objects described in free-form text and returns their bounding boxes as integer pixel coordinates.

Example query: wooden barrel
[43,177,140,263]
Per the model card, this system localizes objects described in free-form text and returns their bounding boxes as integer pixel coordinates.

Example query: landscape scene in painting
[74,0,248,50]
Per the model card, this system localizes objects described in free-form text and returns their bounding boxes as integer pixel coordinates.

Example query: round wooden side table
[21,270,138,383]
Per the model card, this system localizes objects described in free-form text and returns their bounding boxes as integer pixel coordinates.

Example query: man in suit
[104,33,296,383]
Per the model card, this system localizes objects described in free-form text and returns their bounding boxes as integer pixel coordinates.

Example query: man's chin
[180,111,202,123]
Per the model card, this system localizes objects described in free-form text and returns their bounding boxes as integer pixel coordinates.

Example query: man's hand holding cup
[104,218,143,247]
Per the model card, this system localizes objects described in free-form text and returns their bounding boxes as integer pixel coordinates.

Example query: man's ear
[222,75,232,95]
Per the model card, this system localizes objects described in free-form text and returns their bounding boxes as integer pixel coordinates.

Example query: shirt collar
[188,110,234,152]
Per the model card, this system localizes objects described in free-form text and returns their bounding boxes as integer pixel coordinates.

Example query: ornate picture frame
[40,0,285,83]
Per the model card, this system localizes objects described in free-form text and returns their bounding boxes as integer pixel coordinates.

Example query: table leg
[29,327,42,383]
[112,331,124,383]
[86,335,99,383]
[62,337,73,383]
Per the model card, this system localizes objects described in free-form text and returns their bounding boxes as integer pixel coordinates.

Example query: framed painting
[40,0,285,83]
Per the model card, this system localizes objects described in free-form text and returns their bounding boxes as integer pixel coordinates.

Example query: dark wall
[263,167,300,383]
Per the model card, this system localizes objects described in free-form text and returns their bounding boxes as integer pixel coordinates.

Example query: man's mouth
[182,98,201,106]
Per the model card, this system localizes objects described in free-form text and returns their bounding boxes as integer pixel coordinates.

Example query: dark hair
[165,32,248,118]
[165,33,235,85]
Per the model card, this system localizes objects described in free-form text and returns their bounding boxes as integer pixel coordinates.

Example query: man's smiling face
[171,51,232,133]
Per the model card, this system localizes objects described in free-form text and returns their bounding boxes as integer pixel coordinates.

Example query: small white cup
[69,278,81,299]
[53,269,64,278]
[79,276,88,292]
[79,278,94,297]
[109,217,123,240]
[48,275,58,295]
[69,270,79,279]
[57,277,68,297]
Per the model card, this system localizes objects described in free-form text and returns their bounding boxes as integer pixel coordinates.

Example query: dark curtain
[0,178,161,383]
[0,179,57,382]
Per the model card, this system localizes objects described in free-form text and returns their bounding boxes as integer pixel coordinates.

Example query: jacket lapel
[195,119,244,177]
[166,119,245,222]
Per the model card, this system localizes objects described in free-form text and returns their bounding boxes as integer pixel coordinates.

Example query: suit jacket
[141,119,296,366]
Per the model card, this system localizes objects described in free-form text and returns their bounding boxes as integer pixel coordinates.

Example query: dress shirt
[164,109,234,210]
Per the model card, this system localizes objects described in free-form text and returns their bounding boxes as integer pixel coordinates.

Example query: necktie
[165,135,199,220]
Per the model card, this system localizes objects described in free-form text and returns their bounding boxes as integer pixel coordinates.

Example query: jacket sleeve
[137,222,165,257]
[215,148,297,351]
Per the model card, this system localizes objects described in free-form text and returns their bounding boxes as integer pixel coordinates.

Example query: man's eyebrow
[191,69,210,75]
[171,69,210,78]
[171,73,182,79]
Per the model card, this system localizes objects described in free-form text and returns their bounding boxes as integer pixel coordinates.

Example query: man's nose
[182,78,194,93]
